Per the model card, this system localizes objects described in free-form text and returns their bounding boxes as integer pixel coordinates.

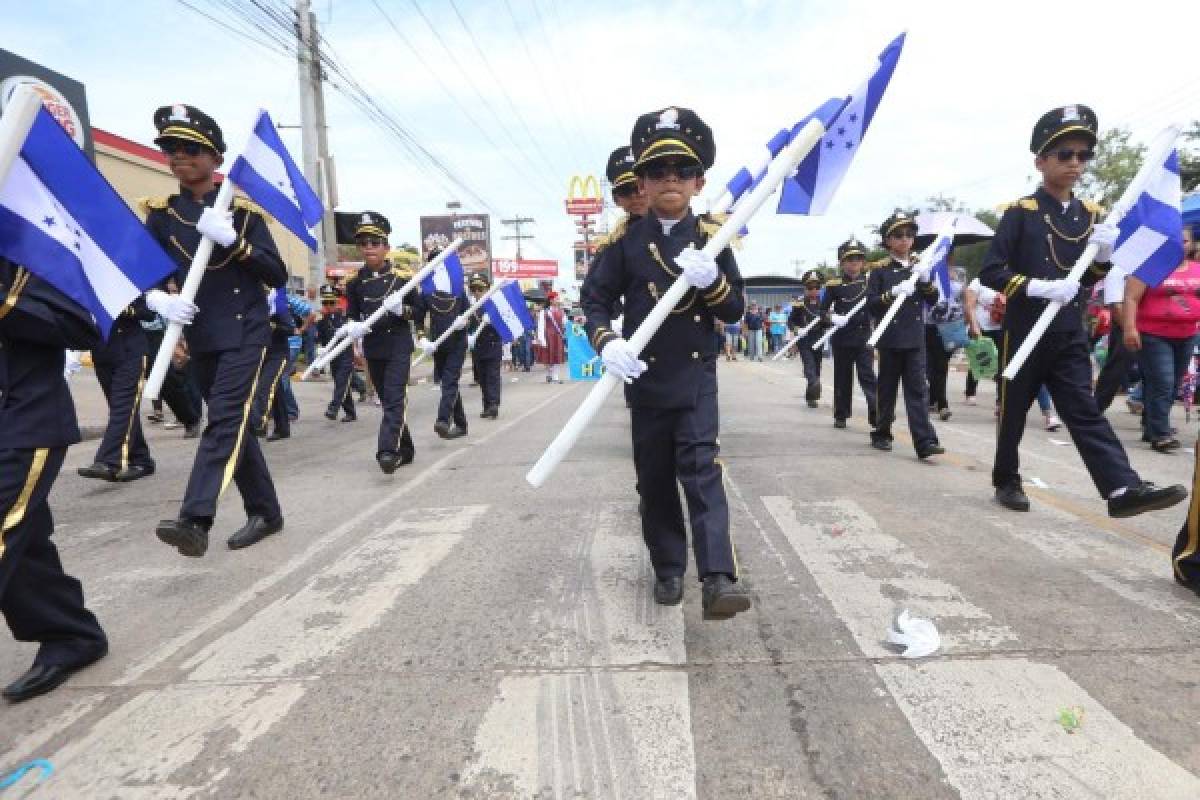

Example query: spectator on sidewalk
[768,304,787,353]
[743,303,764,361]
[1121,225,1200,452]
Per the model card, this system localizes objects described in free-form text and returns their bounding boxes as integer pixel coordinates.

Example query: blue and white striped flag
[228,110,323,251]
[1112,149,1184,288]
[927,236,954,300]
[0,106,177,339]
[420,251,466,295]
[778,33,905,215]
[483,281,534,342]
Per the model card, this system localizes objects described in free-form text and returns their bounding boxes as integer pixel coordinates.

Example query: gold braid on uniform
[427,292,457,314]
[0,266,31,321]
[698,213,742,250]
[647,243,696,314]
[594,215,630,254]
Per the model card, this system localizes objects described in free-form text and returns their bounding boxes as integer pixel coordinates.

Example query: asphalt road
[2,357,1199,799]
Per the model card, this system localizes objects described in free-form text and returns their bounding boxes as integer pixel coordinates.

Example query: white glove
[891,276,917,300]
[146,289,197,325]
[1091,222,1119,262]
[343,320,371,341]
[63,350,83,379]
[417,337,437,356]
[315,345,328,359]
[196,207,238,248]
[381,291,407,314]
[1026,278,1080,304]
[451,315,469,332]
[830,313,849,328]
[675,248,719,289]
[601,338,647,383]
[467,333,478,350]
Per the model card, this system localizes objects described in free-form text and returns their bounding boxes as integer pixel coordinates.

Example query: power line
[364,0,553,202]
[404,0,562,197]
[500,0,588,172]
[445,0,567,181]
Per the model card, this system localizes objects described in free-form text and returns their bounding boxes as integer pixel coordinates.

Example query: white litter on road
[887,609,941,658]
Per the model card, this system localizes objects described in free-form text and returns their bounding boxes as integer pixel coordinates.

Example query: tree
[1180,121,1200,193]
[1078,127,1145,209]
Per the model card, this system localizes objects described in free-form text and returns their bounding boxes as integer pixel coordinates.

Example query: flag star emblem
[844,140,854,150]
[837,127,846,136]
[848,112,858,123]
[43,215,55,227]
[825,140,835,149]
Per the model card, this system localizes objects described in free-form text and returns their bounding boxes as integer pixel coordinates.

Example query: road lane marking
[764,494,1200,798]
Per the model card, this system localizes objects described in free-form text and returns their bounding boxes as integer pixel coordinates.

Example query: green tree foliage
[1078,128,1145,209]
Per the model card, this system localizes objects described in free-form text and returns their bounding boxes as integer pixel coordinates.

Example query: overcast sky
[9,0,1198,284]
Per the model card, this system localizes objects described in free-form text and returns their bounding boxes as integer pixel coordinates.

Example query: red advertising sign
[494,258,558,280]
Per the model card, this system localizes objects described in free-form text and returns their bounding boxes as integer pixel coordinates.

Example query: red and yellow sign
[565,175,603,216]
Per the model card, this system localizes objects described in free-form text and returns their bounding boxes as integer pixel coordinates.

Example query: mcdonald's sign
[565,174,603,216]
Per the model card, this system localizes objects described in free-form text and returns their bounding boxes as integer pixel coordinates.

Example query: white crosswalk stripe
[764,494,1200,799]
[459,504,696,799]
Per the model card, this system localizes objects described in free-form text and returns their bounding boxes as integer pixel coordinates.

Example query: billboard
[420,213,491,275]
[494,258,558,280]
[0,48,93,160]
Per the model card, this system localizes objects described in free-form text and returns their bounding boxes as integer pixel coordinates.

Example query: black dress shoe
[324,408,338,421]
[342,413,357,422]
[155,518,209,557]
[78,463,117,481]
[3,649,106,704]
[995,484,1031,512]
[377,451,401,474]
[1108,482,1188,518]
[266,431,290,441]
[114,463,154,482]
[917,443,945,460]
[227,515,284,550]
[701,574,751,620]
[183,422,202,439]
[653,576,684,606]
[870,437,892,451]
[833,418,847,429]
[433,420,451,438]
[397,451,415,467]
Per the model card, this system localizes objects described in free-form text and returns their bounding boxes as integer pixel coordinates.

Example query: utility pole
[790,258,804,278]
[309,7,338,282]
[295,0,326,289]
[501,215,535,261]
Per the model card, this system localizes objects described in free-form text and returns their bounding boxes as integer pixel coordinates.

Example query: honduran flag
[228,110,323,251]
[0,106,177,338]
[1112,149,1185,288]
[483,281,535,342]
[420,251,466,296]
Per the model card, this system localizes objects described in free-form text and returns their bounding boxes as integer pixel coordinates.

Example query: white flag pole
[866,220,956,348]
[771,317,821,361]
[812,297,867,350]
[526,104,845,488]
[0,85,42,192]
[1001,124,1182,380]
[144,178,235,401]
[412,279,508,368]
[303,238,464,378]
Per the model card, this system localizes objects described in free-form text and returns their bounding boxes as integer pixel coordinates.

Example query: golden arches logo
[567,175,601,201]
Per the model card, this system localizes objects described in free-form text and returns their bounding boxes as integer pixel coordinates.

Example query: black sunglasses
[356,237,387,247]
[160,140,207,157]
[1052,148,1095,164]
[888,229,916,239]
[613,183,639,199]
[642,162,703,182]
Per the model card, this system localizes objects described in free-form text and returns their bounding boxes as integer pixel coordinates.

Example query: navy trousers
[832,344,878,426]
[631,391,737,581]
[1,447,107,667]
[367,356,414,460]
[434,341,468,430]
[93,353,153,470]
[181,345,281,526]
[995,328,1138,495]
[875,346,939,452]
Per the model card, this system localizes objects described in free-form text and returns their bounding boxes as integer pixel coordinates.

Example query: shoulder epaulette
[232,196,265,215]
[595,215,631,253]
[995,196,1038,214]
[1081,199,1105,215]
[825,278,843,287]
[699,212,741,249]
[869,256,890,268]
[391,267,414,280]
[137,196,169,215]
